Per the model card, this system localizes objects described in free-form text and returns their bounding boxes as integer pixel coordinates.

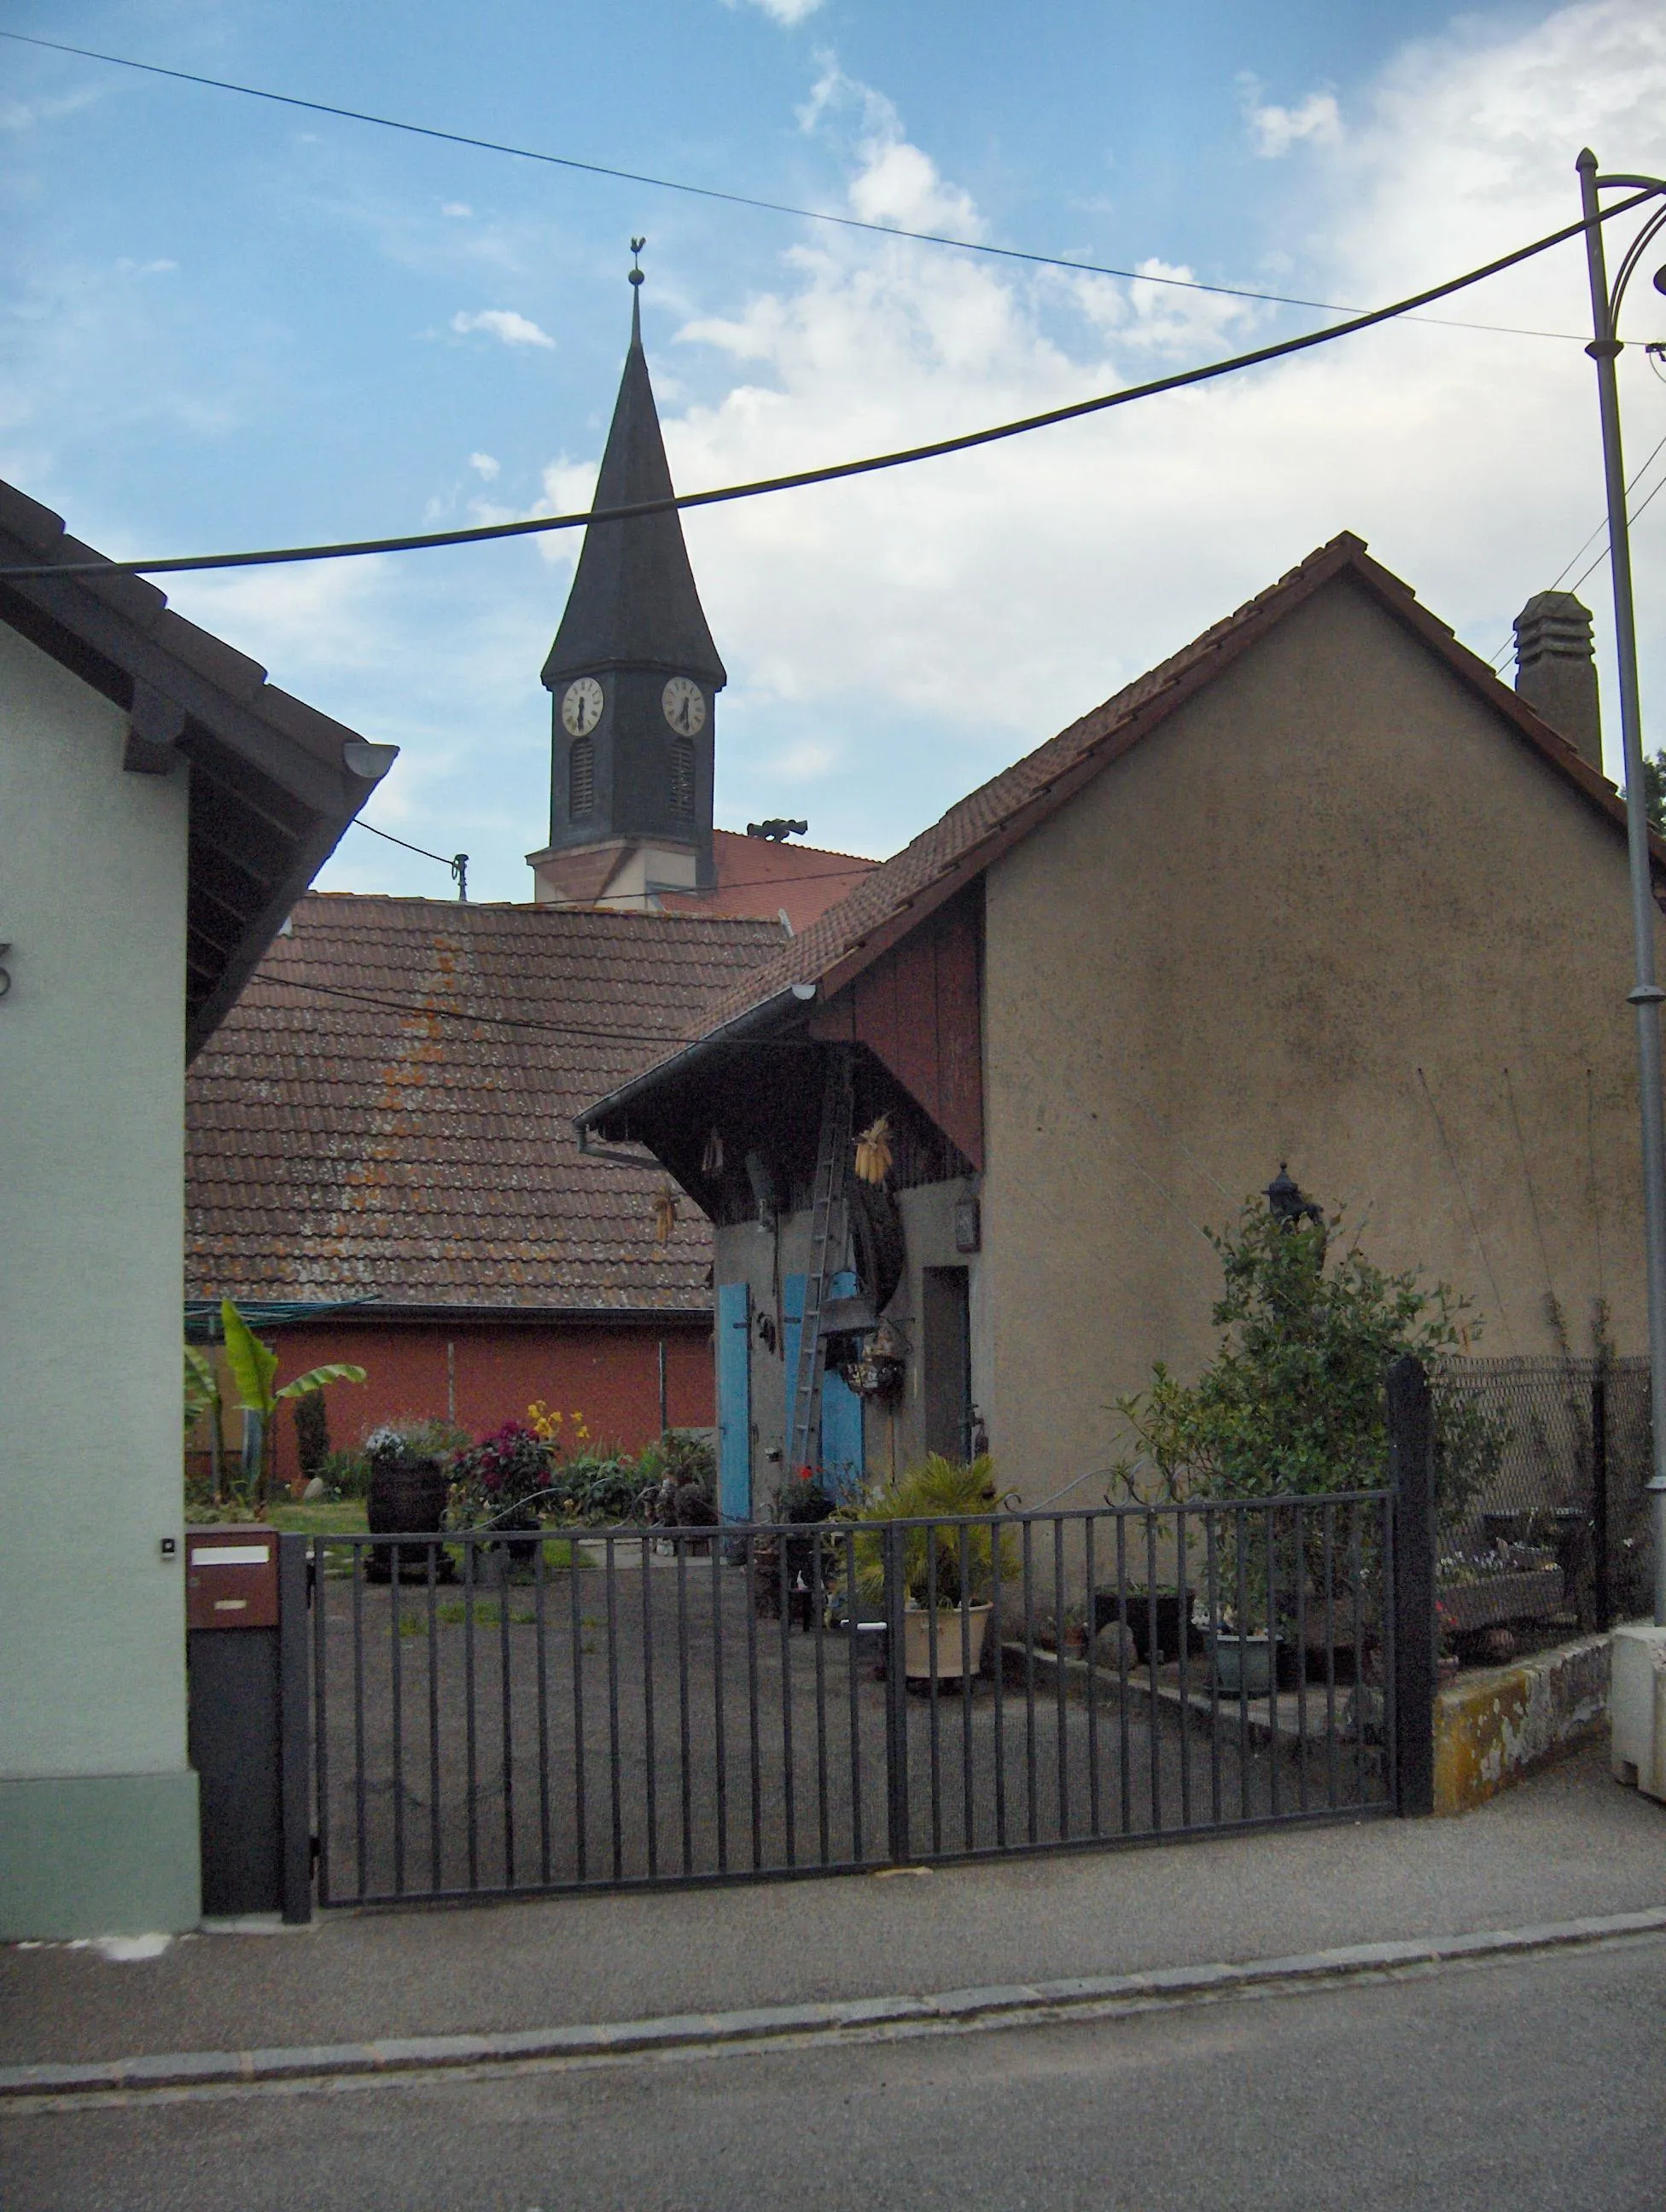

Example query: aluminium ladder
[786,1051,854,1476]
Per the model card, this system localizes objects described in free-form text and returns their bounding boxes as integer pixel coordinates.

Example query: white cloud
[726,0,824,24]
[1240,78,1345,159]
[451,308,556,350]
[442,202,474,219]
[569,0,1666,826]
[469,451,501,480]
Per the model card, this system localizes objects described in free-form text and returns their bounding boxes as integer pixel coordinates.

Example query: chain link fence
[1429,1356,1653,1654]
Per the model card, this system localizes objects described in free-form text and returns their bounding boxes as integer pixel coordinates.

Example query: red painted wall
[265,1319,715,1488]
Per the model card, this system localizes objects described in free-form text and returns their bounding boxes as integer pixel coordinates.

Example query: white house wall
[0,621,200,1936]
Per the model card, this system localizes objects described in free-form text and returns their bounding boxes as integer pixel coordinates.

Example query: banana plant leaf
[276,1364,367,1400]
[183,1347,218,1435]
[219,1297,279,1415]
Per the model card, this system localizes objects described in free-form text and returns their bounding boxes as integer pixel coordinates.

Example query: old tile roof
[187,894,783,1312]
[598,532,1663,1085]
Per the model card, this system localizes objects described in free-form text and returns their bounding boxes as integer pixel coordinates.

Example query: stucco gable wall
[980,573,1655,1505]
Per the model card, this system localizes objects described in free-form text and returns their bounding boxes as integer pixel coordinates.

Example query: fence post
[883,1522,911,1863]
[1387,1355,1436,1818]
[277,1533,313,1924]
[1592,1369,1612,1635]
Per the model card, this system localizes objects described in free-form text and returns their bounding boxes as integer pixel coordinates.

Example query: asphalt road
[7,1930,1663,2212]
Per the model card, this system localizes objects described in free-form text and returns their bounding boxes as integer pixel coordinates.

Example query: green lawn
[255,1499,590,1575]
[265,1498,370,1537]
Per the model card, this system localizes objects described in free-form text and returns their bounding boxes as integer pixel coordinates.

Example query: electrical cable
[1565,467,1666,599]
[352,817,877,894]
[1486,423,1666,670]
[0,26,1597,343]
[258,968,714,1048]
[355,818,461,866]
[3,192,1651,586]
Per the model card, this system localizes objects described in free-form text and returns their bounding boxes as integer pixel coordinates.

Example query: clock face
[561,677,604,737]
[661,676,707,736]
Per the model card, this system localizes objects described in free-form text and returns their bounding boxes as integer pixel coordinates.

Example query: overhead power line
[0,27,1592,341]
[354,815,469,896]
[1486,424,1666,672]
[3,194,1649,588]
[354,814,877,898]
[262,969,709,1049]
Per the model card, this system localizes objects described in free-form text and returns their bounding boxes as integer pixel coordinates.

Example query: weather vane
[630,237,646,288]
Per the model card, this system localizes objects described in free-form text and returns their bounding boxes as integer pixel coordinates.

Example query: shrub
[294,1390,330,1482]
[317,1449,371,1499]
[1110,1196,1496,1522]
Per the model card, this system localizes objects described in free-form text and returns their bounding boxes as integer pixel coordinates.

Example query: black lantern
[1265,1162,1323,1232]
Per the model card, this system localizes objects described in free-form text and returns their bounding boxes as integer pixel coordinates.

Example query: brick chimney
[1513,591,1602,772]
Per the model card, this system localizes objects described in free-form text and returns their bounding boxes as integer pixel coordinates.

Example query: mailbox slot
[187,1528,278,1630]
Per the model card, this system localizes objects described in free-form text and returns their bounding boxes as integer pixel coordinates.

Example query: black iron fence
[1430,1355,1654,1642]
[308,1490,1400,1907]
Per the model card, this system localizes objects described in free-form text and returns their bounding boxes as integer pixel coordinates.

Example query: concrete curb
[7,1905,1665,2101]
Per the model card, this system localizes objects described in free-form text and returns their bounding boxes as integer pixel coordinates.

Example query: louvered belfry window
[669,736,696,816]
[569,735,595,818]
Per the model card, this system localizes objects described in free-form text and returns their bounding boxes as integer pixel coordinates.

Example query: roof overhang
[0,480,396,1059]
[576,980,818,1142]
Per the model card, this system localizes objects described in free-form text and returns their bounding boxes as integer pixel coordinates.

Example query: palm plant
[844,1453,1019,1610]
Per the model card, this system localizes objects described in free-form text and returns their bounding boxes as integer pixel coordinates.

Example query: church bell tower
[527,251,727,908]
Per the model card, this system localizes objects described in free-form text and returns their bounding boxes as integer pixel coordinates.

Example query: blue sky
[5,0,1666,899]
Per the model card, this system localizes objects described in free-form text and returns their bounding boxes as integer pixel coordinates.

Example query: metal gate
[306,1478,1417,1908]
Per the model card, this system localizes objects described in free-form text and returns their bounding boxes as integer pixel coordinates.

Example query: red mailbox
[185,1527,279,1631]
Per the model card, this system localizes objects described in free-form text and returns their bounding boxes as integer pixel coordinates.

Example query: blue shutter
[819,1269,865,1498]
[715,1282,752,1523]
[782,1274,806,1475]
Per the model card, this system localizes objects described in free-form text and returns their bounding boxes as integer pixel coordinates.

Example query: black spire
[540,261,726,690]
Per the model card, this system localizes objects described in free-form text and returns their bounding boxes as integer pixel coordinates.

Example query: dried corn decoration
[653,1183,679,1246]
[853,1113,893,1185]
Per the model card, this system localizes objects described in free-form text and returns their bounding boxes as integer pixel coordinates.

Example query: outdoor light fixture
[1264,1163,1323,1231]
[1577,150,1666,1627]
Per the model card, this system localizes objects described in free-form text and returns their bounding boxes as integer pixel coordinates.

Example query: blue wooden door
[716,1281,752,1522]
[819,1270,865,1498]
[782,1270,864,1495]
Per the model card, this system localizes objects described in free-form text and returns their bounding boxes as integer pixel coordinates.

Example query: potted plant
[365,1418,467,1580]
[1209,1603,1277,1697]
[449,1419,559,1563]
[844,1454,1018,1683]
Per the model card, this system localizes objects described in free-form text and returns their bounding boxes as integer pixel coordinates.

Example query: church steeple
[530,249,725,907]
[540,253,725,691]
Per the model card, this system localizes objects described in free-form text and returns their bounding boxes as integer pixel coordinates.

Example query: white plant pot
[902,1603,993,1680]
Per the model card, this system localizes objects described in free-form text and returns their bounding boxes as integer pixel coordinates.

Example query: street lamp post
[1576,150,1666,1625]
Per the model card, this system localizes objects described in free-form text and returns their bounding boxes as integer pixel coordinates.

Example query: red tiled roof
[616,533,1659,1073]
[658,828,877,929]
[187,895,784,1311]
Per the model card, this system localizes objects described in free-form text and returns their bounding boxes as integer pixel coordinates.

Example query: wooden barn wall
[810,885,984,1168]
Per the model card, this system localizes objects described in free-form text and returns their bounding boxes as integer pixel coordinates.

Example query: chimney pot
[1513,591,1602,773]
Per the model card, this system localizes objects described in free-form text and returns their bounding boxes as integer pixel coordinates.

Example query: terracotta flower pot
[901,1603,993,1681]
